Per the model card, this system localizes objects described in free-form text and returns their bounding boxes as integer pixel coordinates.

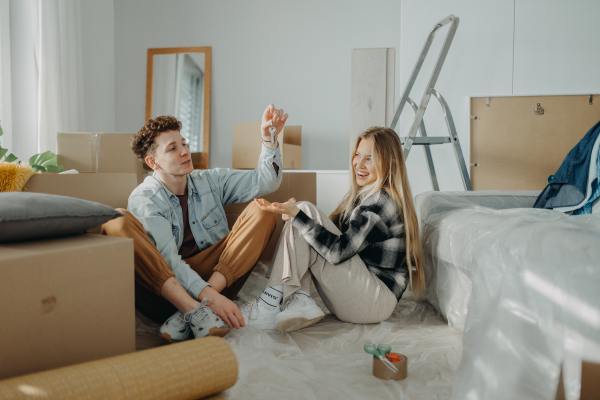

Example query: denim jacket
[534,119,600,209]
[128,144,282,300]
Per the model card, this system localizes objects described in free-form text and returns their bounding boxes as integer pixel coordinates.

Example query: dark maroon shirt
[175,162,278,259]
[176,190,201,259]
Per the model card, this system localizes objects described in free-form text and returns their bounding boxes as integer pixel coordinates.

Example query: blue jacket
[128,144,282,300]
[534,120,600,210]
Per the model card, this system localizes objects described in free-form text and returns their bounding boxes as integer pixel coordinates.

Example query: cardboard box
[57,132,145,184]
[581,361,600,400]
[555,361,600,400]
[223,172,316,262]
[0,234,135,380]
[282,125,302,169]
[26,173,138,210]
[232,123,302,169]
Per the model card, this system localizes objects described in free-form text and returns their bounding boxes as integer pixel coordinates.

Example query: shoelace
[239,298,260,321]
[282,293,307,311]
[186,298,212,326]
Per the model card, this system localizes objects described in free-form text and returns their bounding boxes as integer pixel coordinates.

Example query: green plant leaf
[0,124,4,136]
[0,147,7,160]
[29,150,66,172]
[5,153,18,163]
[29,151,56,167]
[46,165,65,172]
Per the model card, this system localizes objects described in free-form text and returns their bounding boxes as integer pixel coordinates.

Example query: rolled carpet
[0,337,237,400]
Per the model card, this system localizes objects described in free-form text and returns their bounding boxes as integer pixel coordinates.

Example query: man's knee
[243,201,276,228]
[101,209,135,236]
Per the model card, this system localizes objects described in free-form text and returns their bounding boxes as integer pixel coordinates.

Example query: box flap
[26,173,138,209]
[57,132,94,172]
[283,125,301,146]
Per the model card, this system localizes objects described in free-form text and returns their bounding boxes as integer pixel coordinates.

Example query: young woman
[240,126,424,332]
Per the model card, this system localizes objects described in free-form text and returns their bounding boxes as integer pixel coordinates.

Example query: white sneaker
[276,292,325,333]
[185,299,230,339]
[158,310,193,343]
[240,297,281,330]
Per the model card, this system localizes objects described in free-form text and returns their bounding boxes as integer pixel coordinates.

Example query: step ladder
[389,14,472,191]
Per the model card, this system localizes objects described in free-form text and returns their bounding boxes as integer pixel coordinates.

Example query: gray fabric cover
[0,192,123,242]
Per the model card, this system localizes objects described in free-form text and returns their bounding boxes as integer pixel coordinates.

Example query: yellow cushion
[0,162,37,192]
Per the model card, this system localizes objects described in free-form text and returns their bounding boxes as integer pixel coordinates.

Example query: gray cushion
[0,192,123,242]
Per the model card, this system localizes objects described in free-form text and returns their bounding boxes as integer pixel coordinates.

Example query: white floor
[223,262,463,400]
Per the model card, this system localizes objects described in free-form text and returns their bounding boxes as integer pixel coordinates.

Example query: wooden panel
[470,95,600,190]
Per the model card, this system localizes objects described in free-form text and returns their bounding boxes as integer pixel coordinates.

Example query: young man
[102,104,288,342]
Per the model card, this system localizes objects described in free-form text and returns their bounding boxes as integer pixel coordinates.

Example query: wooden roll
[0,337,237,400]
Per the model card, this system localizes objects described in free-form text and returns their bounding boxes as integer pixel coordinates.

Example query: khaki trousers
[267,202,397,324]
[102,202,276,323]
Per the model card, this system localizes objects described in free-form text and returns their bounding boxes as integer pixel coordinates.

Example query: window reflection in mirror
[146,47,211,169]
[151,53,205,153]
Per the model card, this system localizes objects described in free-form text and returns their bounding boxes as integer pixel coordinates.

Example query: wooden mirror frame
[145,47,211,169]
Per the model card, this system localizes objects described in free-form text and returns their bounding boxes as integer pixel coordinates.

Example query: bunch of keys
[269,121,277,144]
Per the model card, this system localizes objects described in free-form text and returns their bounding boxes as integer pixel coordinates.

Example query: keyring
[268,120,276,143]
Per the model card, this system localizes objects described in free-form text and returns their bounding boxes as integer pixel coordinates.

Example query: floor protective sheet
[224,263,463,400]
[416,191,600,400]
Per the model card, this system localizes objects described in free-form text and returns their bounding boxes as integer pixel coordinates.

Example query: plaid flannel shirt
[291,189,409,300]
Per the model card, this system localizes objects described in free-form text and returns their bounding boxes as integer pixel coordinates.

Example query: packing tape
[91,133,101,172]
[372,354,408,380]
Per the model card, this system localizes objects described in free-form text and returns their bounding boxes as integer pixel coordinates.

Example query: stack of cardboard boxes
[57,132,145,184]
[0,173,138,380]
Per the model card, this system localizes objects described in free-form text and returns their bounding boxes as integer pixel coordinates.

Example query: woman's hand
[260,104,288,143]
[255,197,299,220]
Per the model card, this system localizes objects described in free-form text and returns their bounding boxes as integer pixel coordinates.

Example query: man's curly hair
[132,115,182,161]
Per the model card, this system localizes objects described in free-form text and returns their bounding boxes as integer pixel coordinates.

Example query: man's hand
[254,197,299,219]
[199,286,245,329]
[261,104,288,142]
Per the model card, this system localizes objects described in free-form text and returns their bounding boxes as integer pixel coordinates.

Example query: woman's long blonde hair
[330,127,424,294]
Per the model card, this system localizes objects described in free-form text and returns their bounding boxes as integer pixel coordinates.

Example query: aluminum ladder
[389,14,472,191]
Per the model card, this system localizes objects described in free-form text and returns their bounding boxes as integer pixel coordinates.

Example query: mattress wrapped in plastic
[416,190,540,329]
[415,191,600,399]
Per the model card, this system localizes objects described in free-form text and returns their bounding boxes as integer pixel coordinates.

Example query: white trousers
[267,202,397,324]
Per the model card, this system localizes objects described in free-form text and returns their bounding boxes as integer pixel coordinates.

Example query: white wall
[513,1,600,95]
[80,0,115,133]
[400,0,600,196]
[113,0,402,170]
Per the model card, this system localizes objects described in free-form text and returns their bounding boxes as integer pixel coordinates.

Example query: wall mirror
[146,47,211,169]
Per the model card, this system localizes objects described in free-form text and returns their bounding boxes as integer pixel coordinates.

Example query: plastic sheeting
[224,263,463,400]
[416,190,540,330]
[416,191,600,400]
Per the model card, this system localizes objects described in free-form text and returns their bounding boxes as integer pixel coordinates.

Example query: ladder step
[400,137,452,145]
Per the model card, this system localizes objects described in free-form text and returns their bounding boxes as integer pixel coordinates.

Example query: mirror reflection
[146,47,211,169]
[152,53,205,152]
